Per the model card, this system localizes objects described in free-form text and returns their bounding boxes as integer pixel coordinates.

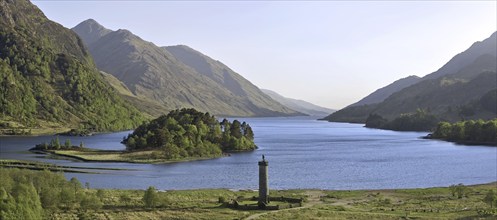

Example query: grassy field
[0,159,129,173]
[43,149,223,164]
[0,118,71,136]
[47,183,497,220]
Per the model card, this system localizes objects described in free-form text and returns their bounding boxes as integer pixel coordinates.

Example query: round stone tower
[258,155,269,207]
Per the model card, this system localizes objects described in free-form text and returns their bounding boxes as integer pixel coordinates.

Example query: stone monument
[258,155,269,207]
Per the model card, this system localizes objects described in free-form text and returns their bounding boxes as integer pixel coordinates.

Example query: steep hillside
[261,89,334,116]
[423,32,496,80]
[100,71,170,118]
[349,75,420,107]
[324,32,497,129]
[72,19,300,117]
[0,0,145,134]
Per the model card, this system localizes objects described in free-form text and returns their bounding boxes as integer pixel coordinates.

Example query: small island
[31,108,257,163]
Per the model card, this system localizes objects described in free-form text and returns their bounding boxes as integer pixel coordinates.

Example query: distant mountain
[72,18,111,46]
[324,32,497,129]
[349,75,420,107]
[423,32,497,80]
[0,0,145,134]
[72,19,301,117]
[261,89,334,116]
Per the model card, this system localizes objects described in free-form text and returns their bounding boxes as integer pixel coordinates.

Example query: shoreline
[3,158,494,192]
[423,135,497,147]
[30,148,228,164]
[1,160,495,191]
[0,159,132,174]
[3,165,496,219]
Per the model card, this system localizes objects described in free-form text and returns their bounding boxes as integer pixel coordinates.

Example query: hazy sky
[32,1,496,109]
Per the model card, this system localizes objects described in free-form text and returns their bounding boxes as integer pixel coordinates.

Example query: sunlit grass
[46,183,497,220]
[51,149,222,164]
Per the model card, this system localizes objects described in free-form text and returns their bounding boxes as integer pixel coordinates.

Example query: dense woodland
[365,109,439,131]
[123,108,256,159]
[0,168,172,219]
[0,168,99,219]
[0,1,145,133]
[431,119,497,145]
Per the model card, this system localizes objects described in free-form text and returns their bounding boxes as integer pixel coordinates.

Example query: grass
[0,118,71,136]
[44,183,497,220]
[40,149,224,164]
[3,162,495,219]
[0,159,129,173]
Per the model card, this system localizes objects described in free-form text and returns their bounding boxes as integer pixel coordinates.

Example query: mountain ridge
[349,75,421,107]
[261,89,334,116]
[324,31,497,128]
[72,19,301,117]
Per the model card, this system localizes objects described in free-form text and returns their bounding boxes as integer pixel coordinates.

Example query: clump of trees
[365,109,439,131]
[123,108,256,159]
[32,136,85,151]
[449,184,469,199]
[0,168,102,219]
[431,119,497,145]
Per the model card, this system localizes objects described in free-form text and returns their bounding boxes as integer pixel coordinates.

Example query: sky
[32,1,496,110]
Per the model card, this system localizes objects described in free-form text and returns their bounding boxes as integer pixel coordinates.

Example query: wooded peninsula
[31,108,257,163]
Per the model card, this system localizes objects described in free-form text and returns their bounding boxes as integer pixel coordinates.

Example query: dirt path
[244,190,326,220]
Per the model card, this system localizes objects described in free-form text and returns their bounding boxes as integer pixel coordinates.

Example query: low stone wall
[224,196,304,210]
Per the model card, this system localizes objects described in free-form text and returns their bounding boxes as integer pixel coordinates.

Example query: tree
[70,177,81,199]
[143,186,158,208]
[365,113,388,128]
[53,136,61,150]
[64,139,71,148]
[244,124,254,140]
[230,120,242,138]
[450,123,465,140]
[454,184,466,199]
[432,122,451,138]
[39,186,59,209]
[80,193,102,210]
[484,190,496,208]
[8,183,43,220]
[59,187,75,207]
[127,136,136,150]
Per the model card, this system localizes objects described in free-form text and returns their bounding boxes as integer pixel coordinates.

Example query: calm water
[0,117,495,190]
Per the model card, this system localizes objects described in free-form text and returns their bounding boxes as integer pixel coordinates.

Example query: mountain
[72,18,111,46]
[72,19,301,117]
[349,75,421,107]
[261,89,334,116]
[0,0,145,134]
[99,71,170,118]
[423,32,497,80]
[324,32,497,129]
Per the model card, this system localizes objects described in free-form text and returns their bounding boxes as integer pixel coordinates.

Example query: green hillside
[99,71,170,118]
[0,0,145,134]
